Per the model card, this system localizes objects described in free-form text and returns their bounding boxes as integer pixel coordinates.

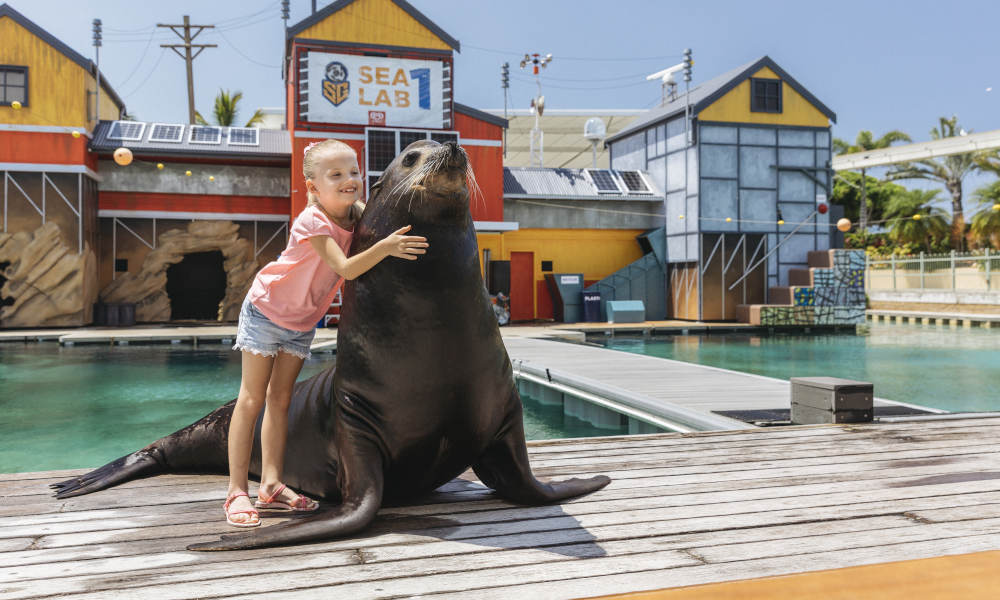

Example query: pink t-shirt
[247,205,353,331]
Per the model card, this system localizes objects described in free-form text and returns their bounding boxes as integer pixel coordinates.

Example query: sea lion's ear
[368,177,383,204]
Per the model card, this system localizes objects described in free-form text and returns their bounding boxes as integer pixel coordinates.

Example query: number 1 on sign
[409,68,430,109]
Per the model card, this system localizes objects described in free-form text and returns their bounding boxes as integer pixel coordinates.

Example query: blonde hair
[303,139,357,206]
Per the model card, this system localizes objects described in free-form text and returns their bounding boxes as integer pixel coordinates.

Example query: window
[751,78,782,113]
[365,128,460,193]
[0,66,27,106]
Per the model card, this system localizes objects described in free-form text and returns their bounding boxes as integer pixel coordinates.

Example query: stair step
[808,250,835,268]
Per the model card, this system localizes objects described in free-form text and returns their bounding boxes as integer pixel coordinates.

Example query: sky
[9,0,999,202]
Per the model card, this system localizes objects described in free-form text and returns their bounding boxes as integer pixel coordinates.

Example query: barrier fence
[866,249,999,292]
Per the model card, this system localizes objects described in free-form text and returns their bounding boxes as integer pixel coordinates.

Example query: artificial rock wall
[100,220,256,322]
[0,222,98,327]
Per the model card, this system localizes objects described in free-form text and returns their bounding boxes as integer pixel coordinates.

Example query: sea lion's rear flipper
[472,395,611,504]
[51,401,235,499]
[50,447,167,499]
[186,429,384,551]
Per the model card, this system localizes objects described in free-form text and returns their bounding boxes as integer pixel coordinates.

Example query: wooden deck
[504,337,942,432]
[2,416,1000,599]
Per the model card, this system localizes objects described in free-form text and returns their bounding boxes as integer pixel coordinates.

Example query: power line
[122,48,167,99]
[509,74,652,91]
[216,30,280,69]
[116,28,157,88]
[464,42,682,62]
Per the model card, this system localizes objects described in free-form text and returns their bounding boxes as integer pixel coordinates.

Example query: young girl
[223,139,428,527]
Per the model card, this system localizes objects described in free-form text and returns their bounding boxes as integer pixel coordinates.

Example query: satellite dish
[531,95,545,116]
[583,117,606,141]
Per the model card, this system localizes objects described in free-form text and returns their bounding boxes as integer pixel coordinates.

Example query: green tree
[832,129,912,231]
[969,181,1000,250]
[195,89,264,127]
[882,188,950,250]
[887,116,983,251]
[831,171,906,226]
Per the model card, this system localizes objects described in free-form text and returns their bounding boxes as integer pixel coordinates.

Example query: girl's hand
[380,225,428,261]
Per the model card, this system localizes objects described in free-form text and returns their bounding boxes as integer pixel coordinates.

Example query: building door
[509,251,534,322]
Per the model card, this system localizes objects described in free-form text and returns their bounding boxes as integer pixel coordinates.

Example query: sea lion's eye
[402,152,420,167]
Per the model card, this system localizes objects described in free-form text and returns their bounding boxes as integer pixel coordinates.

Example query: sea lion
[52,140,610,551]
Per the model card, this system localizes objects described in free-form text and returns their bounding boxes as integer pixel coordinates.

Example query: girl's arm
[308,225,428,280]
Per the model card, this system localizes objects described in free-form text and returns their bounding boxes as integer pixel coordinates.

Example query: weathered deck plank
[1,417,999,599]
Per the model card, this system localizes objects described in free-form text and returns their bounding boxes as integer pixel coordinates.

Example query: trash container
[118,302,136,327]
[104,303,120,327]
[582,290,602,322]
[544,273,584,323]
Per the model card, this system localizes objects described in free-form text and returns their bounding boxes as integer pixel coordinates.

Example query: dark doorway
[166,251,226,320]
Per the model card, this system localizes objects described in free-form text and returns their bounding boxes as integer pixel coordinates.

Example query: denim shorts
[233,298,315,360]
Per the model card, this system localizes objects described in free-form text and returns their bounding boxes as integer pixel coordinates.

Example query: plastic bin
[118,302,136,327]
[582,290,602,322]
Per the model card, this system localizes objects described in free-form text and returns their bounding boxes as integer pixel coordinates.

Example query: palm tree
[887,116,983,251]
[970,181,1000,250]
[195,89,264,127]
[833,129,911,232]
[883,188,950,250]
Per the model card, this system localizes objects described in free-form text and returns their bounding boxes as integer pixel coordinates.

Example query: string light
[156,163,164,170]
[678,214,684,219]
[208,175,215,182]
[71,131,81,138]
[777,219,785,225]
[725,217,732,222]
[185,170,192,176]
[10,101,21,110]
[912,214,922,221]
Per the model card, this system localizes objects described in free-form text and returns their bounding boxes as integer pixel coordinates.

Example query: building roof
[504,166,663,201]
[90,120,291,160]
[0,3,126,112]
[486,109,643,169]
[286,0,460,51]
[605,56,837,144]
[455,103,507,128]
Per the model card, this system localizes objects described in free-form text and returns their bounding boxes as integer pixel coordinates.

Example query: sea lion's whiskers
[465,163,485,214]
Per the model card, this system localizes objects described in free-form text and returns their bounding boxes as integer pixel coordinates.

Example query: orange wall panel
[0,131,90,165]
[462,144,503,221]
[99,191,289,215]
[455,111,503,141]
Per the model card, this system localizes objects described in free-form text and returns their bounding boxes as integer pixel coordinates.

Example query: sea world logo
[322,61,350,107]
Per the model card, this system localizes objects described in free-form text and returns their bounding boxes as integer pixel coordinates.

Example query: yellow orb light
[71,130,81,139]
[113,147,133,166]
[678,214,685,220]
[912,214,922,221]
[725,217,732,223]
[993,203,1000,212]
[778,219,785,225]
[156,163,164,170]
[209,175,215,182]
[185,170,192,177]
[836,218,852,232]
[10,101,21,110]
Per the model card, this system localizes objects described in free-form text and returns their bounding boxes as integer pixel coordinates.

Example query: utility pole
[92,19,101,125]
[158,16,216,124]
[501,62,509,158]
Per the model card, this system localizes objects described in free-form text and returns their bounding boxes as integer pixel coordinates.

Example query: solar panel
[228,127,259,146]
[189,126,222,144]
[108,121,145,141]
[587,169,622,193]
[148,123,184,143]
[617,170,651,193]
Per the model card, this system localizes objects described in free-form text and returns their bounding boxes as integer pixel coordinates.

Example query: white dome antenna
[583,117,607,168]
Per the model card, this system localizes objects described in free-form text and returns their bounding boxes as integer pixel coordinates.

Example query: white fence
[866,250,998,292]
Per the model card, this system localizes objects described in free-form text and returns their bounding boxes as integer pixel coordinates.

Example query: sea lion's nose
[443,141,465,168]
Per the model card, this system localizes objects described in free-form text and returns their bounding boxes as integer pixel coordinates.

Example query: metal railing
[866,249,998,292]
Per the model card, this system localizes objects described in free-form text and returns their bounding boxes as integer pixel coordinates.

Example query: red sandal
[223,491,261,528]
[255,483,319,512]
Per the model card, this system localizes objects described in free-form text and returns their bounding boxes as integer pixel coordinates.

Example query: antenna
[519,53,552,167]
[583,117,606,169]
[646,63,684,105]
[92,19,102,125]
[501,62,509,158]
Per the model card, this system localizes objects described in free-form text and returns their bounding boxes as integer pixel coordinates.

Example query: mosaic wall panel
[811,268,834,287]
[792,287,815,306]
[833,249,865,270]
[833,305,866,324]
[760,306,815,325]
[814,306,836,325]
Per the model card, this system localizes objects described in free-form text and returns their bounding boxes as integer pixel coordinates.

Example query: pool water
[0,343,619,473]
[596,322,1000,414]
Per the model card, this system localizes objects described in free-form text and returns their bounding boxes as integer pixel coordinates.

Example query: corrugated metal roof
[504,167,663,201]
[89,120,291,159]
[606,56,836,144]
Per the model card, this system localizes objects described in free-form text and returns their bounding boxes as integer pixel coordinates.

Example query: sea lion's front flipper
[472,393,611,505]
[186,431,384,552]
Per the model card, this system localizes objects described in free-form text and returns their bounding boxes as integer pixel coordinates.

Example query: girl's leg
[258,350,311,505]
[226,351,275,524]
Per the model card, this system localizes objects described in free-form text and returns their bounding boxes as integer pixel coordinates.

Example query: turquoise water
[595,322,1000,413]
[0,343,618,473]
